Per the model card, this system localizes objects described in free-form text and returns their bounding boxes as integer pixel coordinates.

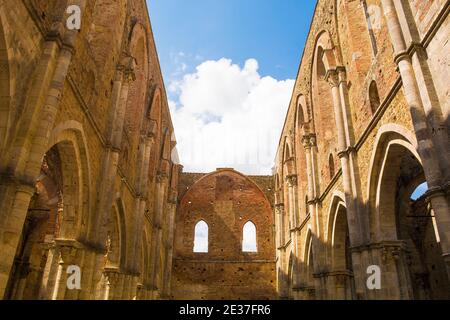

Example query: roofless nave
[0,0,448,300]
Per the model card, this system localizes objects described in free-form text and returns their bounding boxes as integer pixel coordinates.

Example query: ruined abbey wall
[171,169,277,300]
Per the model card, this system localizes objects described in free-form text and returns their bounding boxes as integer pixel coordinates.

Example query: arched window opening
[242,221,257,252]
[193,220,208,253]
[369,81,381,114]
[329,153,335,179]
[411,182,428,201]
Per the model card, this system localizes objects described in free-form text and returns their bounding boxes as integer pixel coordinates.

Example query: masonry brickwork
[0,0,449,300]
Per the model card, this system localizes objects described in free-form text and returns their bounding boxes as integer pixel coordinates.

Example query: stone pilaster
[381,0,450,283]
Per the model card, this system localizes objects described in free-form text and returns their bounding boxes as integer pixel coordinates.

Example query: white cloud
[170,58,294,175]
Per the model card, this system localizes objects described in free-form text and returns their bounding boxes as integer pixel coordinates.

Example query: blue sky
[147,0,316,85]
[146,1,317,174]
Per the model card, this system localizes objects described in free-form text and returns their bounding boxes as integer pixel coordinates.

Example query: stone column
[381,0,450,281]
[148,171,169,298]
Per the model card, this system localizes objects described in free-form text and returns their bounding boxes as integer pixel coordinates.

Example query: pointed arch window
[193,220,208,253]
[242,221,257,252]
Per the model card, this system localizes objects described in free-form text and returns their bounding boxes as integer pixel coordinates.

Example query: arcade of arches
[0,0,449,300]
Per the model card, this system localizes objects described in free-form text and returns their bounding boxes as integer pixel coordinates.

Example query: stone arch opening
[368,131,450,299]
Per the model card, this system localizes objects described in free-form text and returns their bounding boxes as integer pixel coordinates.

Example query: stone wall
[171,169,277,300]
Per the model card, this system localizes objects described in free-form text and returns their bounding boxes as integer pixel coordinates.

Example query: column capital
[301,134,317,149]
